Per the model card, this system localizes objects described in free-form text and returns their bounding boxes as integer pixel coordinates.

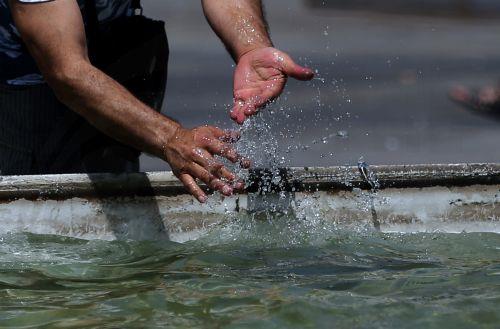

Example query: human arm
[9,0,244,202]
[202,0,314,124]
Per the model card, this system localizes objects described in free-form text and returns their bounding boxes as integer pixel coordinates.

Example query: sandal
[449,85,500,120]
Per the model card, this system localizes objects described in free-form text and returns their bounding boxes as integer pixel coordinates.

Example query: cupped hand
[231,47,314,124]
[163,125,249,203]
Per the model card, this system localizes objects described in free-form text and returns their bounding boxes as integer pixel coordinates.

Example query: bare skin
[9,0,312,202]
[449,84,500,116]
[202,0,315,123]
[230,47,315,124]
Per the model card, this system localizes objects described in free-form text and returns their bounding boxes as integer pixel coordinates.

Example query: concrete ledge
[0,163,498,241]
[0,163,498,200]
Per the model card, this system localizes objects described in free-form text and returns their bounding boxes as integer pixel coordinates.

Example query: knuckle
[226,146,236,156]
[208,163,223,175]
[183,180,195,191]
[177,163,190,174]
[211,143,223,154]
[203,137,215,147]
[223,171,236,182]
[190,148,200,158]
[223,148,238,162]
[193,128,208,141]
[200,171,211,184]
[209,178,221,189]
[196,134,212,146]
[193,132,203,143]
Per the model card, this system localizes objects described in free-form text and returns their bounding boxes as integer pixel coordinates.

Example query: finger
[279,53,315,81]
[233,180,246,191]
[232,109,247,124]
[287,64,315,81]
[233,106,247,124]
[179,173,207,203]
[206,140,240,163]
[205,134,250,169]
[449,85,472,103]
[219,167,237,182]
[230,100,247,124]
[208,127,240,143]
[208,126,225,138]
[239,157,251,168]
[216,167,245,191]
[243,102,258,116]
[193,147,239,184]
[238,101,260,123]
[232,88,259,124]
[237,110,248,124]
[230,107,239,121]
[191,148,225,176]
[189,163,233,196]
[478,86,498,104]
[242,90,280,116]
[219,130,240,143]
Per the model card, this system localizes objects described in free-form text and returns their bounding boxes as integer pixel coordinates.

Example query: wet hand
[163,125,249,203]
[231,47,314,124]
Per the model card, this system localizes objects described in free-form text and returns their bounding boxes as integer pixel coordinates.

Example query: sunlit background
[140,0,500,171]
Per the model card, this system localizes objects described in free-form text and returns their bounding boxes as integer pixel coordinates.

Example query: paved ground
[139,0,500,171]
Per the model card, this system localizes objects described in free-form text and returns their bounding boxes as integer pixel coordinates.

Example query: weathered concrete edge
[289,163,500,190]
[0,163,498,200]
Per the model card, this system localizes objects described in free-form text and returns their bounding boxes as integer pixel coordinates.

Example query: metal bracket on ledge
[358,160,381,230]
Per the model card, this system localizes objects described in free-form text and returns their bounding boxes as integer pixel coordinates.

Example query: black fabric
[131,0,142,10]
[84,0,168,111]
[0,83,139,175]
[95,16,169,111]
[0,1,43,83]
[83,0,101,62]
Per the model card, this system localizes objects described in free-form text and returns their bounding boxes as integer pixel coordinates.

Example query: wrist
[157,120,183,160]
[235,42,273,63]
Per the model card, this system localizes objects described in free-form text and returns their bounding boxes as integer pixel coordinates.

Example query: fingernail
[222,186,233,196]
[240,158,251,168]
[234,181,245,190]
[199,195,208,203]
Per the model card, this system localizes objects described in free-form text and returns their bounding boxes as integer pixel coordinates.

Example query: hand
[231,47,314,124]
[163,125,248,203]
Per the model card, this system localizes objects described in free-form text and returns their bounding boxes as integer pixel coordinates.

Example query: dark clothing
[0,83,139,175]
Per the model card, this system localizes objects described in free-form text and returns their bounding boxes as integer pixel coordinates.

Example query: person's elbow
[41,58,91,102]
[42,58,86,88]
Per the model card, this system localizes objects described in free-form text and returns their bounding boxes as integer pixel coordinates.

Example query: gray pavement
[139,0,500,171]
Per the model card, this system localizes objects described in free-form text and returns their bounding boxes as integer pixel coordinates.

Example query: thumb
[230,100,247,125]
[282,56,315,81]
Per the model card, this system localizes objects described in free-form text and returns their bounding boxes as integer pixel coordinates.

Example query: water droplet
[336,130,348,138]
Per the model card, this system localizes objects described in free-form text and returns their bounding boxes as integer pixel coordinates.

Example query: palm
[231,47,314,124]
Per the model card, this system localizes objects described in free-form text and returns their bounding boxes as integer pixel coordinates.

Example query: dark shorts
[0,83,140,175]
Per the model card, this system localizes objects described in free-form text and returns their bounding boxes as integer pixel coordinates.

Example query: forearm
[46,61,179,159]
[202,0,273,61]
[9,0,179,160]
